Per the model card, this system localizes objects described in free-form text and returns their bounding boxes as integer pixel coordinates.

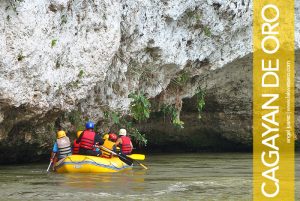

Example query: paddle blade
[128,154,145,160]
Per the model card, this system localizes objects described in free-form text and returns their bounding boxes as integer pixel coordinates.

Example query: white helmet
[119,129,127,136]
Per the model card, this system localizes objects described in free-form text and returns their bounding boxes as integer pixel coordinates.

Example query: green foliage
[176,71,189,85]
[51,39,57,47]
[161,104,177,121]
[67,80,80,89]
[47,123,56,133]
[68,111,85,131]
[109,111,120,125]
[195,13,201,23]
[186,10,195,18]
[103,111,147,145]
[17,52,25,61]
[171,71,190,88]
[128,92,151,122]
[160,104,184,128]
[128,126,147,145]
[61,15,67,24]
[172,117,184,129]
[203,26,212,37]
[195,89,206,119]
[78,70,84,78]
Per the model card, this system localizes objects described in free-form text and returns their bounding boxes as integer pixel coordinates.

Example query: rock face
[0,0,299,163]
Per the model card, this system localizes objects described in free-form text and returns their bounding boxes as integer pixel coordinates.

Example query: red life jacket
[120,136,132,155]
[73,139,80,154]
[79,130,95,150]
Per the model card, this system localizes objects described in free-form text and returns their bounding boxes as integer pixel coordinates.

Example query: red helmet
[109,133,117,142]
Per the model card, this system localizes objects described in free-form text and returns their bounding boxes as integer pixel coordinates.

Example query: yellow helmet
[103,134,109,140]
[77,131,83,138]
[57,130,66,139]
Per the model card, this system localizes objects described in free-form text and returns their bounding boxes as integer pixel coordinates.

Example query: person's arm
[52,142,58,153]
[115,138,122,147]
[130,141,133,149]
[94,134,104,145]
[50,142,58,161]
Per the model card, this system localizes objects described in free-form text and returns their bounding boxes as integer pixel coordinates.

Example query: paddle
[99,146,133,166]
[128,154,145,160]
[130,157,148,170]
[47,153,56,172]
[100,146,148,169]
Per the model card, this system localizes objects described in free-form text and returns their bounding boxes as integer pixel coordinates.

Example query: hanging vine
[195,88,206,119]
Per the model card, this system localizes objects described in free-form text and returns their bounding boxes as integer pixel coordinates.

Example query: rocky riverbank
[0,0,299,163]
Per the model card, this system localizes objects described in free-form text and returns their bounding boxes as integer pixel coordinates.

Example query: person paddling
[76,121,103,156]
[115,129,133,155]
[72,131,82,154]
[50,130,72,169]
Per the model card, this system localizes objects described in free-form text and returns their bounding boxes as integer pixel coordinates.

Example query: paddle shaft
[46,161,52,172]
[133,159,148,169]
[100,146,148,170]
[100,146,132,164]
[47,153,56,172]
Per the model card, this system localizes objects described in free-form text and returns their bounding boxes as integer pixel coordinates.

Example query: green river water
[0,153,299,201]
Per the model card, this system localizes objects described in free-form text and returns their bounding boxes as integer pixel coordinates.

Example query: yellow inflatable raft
[54,155,132,173]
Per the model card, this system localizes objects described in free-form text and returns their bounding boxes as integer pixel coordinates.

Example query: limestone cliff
[0,0,299,163]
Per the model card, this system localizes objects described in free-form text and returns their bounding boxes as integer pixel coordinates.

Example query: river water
[0,153,299,201]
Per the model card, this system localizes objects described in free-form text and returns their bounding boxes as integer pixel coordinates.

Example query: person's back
[79,129,95,150]
[115,129,133,155]
[77,121,103,156]
[72,131,82,154]
[101,134,117,158]
[56,131,72,159]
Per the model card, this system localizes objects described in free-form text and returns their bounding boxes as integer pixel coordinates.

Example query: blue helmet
[85,121,94,129]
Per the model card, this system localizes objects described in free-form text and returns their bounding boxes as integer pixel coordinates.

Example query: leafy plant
[102,92,151,145]
[68,110,85,131]
[160,104,184,128]
[170,71,190,88]
[176,71,189,85]
[203,26,212,37]
[172,117,184,129]
[61,15,67,24]
[17,52,25,61]
[51,39,57,47]
[103,111,147,145]
[127,126,147,145]
[195,13,201,23]
[195,89,206,119]
[128,92,151,122]
[78,70,84,78]
[66,80,80,89]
